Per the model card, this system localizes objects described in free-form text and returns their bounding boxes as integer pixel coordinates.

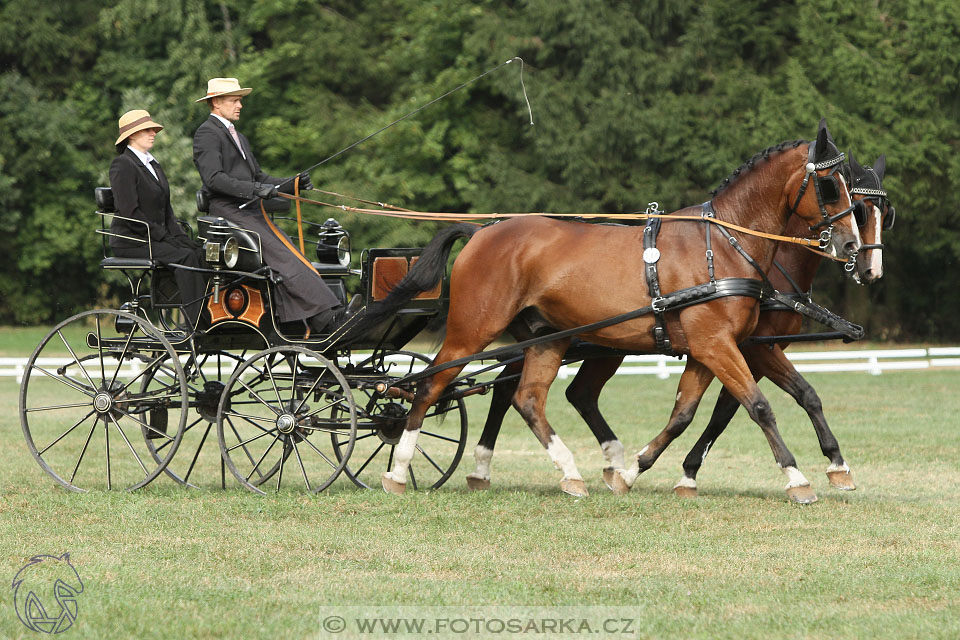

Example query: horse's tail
[347,223,479,338]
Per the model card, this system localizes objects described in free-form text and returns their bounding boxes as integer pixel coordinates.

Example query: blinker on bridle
[788,142,857,267]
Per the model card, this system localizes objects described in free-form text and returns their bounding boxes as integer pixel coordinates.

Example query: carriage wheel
[142,351,254,489]
[19,309,188,492]
[217,346,357,494]
[332,351,468,490]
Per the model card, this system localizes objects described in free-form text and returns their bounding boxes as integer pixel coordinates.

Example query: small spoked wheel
[332,351,468,490]
[19,309,188,491]
[217,346,357,494]
[142,351,251,489]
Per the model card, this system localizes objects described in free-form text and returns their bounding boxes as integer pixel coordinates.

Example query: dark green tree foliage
[0,0,957,339]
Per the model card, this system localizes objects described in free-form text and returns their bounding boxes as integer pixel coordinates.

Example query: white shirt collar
[211,113,235,129]
[127,146,158,179]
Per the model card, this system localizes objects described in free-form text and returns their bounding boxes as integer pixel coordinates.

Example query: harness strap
[764,291,864,340]
[642,216,672,354]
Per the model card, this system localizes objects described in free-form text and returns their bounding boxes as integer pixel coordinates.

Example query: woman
[109,109,205,327]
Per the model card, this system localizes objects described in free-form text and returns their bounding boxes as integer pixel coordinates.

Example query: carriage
[18,188,476,494]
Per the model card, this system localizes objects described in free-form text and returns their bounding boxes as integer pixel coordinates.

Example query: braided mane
[711,140,806,196]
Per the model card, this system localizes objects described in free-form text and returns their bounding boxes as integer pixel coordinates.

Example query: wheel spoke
[26,401,95,413]
[183,423,213,484]
[298,434,338,470]
[265,354,284,407]
[243,432,281,483]
[227,415,266,474]
[112,405,174,440]
[69,420,98,484]
[226,426,279,452]
[419,429,461,444]
[276,440,288,491]
[105,419,112,490]
[409,464,417,491]
[293,365,329,415]
[95,315,106,383]
[222,410,276,428]
[292,440,312,491]
[57,329,97,390]
[119,353,174,395]
[155,416,204,454]
[353,442,386,476]
[415,444,445,475]
[236,378,282,416]
[109,415,149,476]
[39,410,96,455]
[32,366,95,397]
[108,320,141,389]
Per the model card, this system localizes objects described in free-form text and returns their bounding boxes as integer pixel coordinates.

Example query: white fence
[3,347,960,384]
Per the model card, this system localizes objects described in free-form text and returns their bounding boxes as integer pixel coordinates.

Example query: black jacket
[192,115,293,214]
[108,149,188,249]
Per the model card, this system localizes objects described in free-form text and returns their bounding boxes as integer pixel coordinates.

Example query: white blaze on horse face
[868,204,883,278]
[780,465,810,489]
[601,440,625,470]
[546,434,582,481]
[384,428,420,485]
[836,174,863,255]
[469,444,494,480]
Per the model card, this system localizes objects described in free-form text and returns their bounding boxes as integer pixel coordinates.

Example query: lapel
[210,115,256,172]
[125,148,161,187]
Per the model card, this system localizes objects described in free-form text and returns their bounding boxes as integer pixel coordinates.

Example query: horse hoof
[673,485,698,499]
[606,470,631,496]
[560,478,589,497]
[785,484,818,504]
[826,470,857,491]
[602,467,617,490]
[381,473,406,495]
[466,475,491,491]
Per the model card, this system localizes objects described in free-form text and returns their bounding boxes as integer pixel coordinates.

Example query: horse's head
[848,152,893,284]
[788,119,861,262]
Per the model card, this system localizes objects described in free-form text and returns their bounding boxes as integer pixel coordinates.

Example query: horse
[359,119,862,501]
[463,152,893,501]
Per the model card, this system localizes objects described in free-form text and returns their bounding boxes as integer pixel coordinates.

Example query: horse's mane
[711,139,806,196]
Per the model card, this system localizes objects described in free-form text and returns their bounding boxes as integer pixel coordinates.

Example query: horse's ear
[814,118,831,157]
[59,552,71,562]
[874,155,886,180]
[848,150,862,175]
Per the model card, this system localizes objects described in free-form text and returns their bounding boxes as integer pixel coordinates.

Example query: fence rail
[3,347,959,384]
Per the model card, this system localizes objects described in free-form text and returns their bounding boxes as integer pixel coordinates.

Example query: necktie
[228,124,246,159]
[150,160,163,184]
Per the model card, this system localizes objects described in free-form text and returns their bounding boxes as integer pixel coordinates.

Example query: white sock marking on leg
[384,428,420,484]
[601,440,625,470]
[467,444,493,480]
[782,465,810,489]
[546,434,582,481]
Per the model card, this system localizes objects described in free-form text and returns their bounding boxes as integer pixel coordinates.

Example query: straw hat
[115,109,163,147]
[195,77,252,102]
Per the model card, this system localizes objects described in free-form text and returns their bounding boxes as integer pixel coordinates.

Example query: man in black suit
[192,77,343,335]
[110,109,205,327]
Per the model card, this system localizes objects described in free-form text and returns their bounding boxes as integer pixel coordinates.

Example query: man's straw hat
[115,109,163,147]
[195,77,252,102]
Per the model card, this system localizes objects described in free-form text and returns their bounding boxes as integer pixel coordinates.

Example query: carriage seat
[95,187,156,271]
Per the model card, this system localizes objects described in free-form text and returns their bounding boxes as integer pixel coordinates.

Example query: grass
[1,327,958,639]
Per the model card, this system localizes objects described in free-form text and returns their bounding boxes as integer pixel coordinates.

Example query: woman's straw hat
[195,77,252,102]
[115,109,163,147]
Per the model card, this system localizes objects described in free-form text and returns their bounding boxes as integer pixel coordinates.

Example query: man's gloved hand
[254,182,278,199]
[297,172,313,191]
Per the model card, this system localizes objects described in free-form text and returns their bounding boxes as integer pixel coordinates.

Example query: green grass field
[1,332,958,639]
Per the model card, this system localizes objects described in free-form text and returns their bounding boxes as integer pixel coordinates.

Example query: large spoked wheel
[142,351,250,489]
[19,309,188,492]
[217,346,357,495]
[333,351,468,490]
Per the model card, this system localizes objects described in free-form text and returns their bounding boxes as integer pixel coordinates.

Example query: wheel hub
[374,402,407,444]
[276,413,297,434]
[196,380,226,422]
[93,392,113,413]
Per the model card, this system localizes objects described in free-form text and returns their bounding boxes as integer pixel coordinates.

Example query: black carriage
[18,189,470,493]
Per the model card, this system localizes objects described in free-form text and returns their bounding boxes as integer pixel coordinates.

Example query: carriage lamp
[316,218,351,267]
[203,231,240,303]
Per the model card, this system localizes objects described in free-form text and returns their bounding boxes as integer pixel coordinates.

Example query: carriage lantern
[203,227,240,303]
[316,218,351,267]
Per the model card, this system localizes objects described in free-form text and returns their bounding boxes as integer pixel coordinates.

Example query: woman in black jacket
[109,109,205,327]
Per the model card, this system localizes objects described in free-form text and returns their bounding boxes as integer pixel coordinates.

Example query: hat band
[118,115,156,136]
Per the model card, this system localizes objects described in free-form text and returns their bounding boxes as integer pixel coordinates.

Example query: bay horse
[466,153,892,503]
[360,119,861,500]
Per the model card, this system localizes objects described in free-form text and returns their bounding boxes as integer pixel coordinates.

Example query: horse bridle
[850,168,895,254]
[788,143,858,254]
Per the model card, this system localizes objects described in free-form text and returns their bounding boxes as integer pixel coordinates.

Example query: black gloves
[254,182,278,199]
[297,172,313,191]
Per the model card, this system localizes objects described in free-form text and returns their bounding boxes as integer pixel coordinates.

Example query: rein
[275,191,847,259]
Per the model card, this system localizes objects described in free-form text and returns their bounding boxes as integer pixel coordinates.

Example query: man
[192,77,345,334]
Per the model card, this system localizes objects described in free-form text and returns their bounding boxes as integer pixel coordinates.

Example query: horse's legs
[749,345,855,490]
[622,341,817,503]
[511,339,588,497]
[612,358,715,492]
[564,357,626,490]
[674,385,743,497]
[465,361,522,490]
[381,345,478,494]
